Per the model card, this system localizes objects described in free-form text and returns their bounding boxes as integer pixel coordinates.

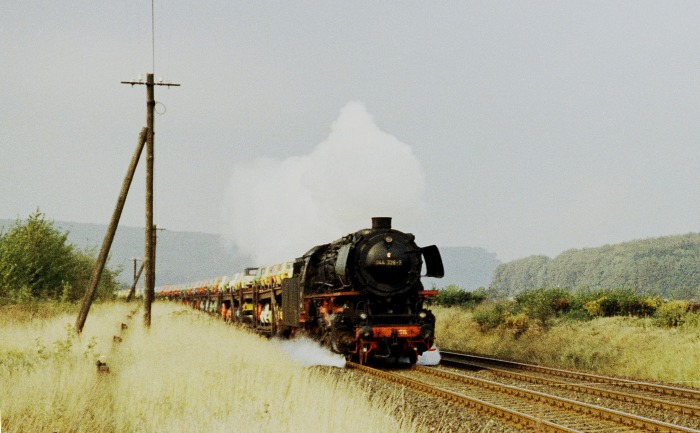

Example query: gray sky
[2,1,700,262]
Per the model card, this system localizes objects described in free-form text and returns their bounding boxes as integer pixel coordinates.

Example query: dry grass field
[434,305,700,386]
[5,301,697,433]
[0,302,421,433]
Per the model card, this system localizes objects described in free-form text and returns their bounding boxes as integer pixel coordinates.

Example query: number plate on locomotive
[374,259,403,266]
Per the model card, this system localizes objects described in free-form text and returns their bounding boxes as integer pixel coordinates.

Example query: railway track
[441,352,700,402]
[440,351,700,428]
[347,359,700,432]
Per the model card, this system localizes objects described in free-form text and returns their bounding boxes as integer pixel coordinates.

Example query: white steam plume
[221,101,426,264]
[274,337,346,368]
[416,346,441,366]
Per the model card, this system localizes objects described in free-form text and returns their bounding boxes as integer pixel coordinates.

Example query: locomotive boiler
[281,217,444,364]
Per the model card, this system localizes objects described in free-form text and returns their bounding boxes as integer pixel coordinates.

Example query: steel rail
[413,365,699,433]
[441,351,700,402]
[439,353,700,418]
[346,362,581,433]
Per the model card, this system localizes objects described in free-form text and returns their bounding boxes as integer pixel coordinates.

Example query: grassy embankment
[1,302,424,433]
[434,305,700,386]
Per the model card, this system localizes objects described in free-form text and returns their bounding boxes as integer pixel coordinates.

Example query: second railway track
[441,352,700,403]
[440,351,700,429]
[348,356,700,432]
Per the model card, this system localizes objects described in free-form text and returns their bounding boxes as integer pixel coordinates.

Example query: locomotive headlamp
[359,312,368,320]
[418,311,427,319]
[385,236,393,244]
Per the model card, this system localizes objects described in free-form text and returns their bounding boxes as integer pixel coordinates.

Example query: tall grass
[0,301,78,326]
[1,302,419,433]
[434,305,700,386]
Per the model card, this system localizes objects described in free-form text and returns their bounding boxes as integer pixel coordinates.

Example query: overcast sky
[2,1,700,262]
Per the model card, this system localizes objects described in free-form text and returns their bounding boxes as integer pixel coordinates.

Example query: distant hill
[0,219,499,290]
[490,232,700,298]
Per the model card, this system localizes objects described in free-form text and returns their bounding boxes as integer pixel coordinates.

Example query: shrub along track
[347,359,700,433]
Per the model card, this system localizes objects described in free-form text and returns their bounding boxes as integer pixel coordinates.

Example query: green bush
[561,307,592,322]
[469,285,692,332]
[473,302,508,332]
[432,285,487,308]
[653,300,689,327]
[514,287,571,327]
[503,312,530,337]
[606,289,643,316]
[0,211,120,304]
[578,288,659,318]
[583,297,605,317]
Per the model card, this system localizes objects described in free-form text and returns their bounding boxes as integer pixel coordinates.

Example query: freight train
[120,217,444,364]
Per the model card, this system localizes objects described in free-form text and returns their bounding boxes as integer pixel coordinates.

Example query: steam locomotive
[137,217,444,364]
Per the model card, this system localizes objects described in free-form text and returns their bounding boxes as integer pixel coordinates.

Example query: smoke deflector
[421,245,444,278]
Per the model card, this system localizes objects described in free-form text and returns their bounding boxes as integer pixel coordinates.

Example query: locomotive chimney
[372,217,392,229]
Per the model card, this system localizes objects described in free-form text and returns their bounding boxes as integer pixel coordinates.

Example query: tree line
[0,211,121,305]
[489,233,700,300]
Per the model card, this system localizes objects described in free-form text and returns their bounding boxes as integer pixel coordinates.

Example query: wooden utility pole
[144,73,155,327]
[126,260,144,302]
[76,127,148,333]
[152,225,165,291]
[131,257,140,284]
[121,73,179,327]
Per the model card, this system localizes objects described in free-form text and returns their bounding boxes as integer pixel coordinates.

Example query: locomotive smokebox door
[421,245,445,278]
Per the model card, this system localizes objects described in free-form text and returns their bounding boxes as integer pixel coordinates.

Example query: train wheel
[406,348,418,365]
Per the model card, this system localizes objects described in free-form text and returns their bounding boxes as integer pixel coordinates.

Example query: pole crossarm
[120,80,181,87]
